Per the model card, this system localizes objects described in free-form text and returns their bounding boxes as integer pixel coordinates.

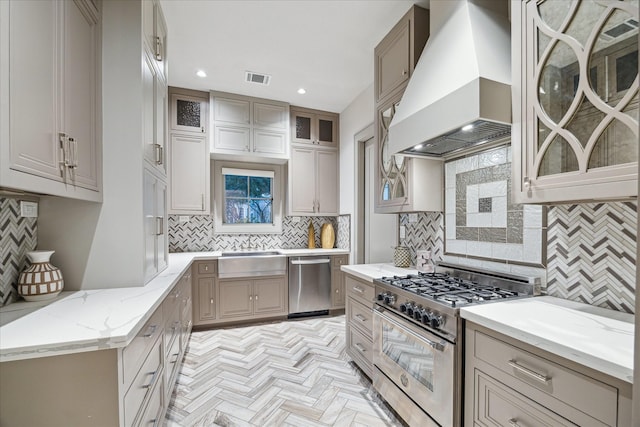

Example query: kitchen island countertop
[0,248,349,362]
[460,296,634,384]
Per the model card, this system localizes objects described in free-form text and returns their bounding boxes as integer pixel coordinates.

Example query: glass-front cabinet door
[375,88,409,212]
[513,0,638,203]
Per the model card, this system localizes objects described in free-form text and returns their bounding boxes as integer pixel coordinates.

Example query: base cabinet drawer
[474,369,577,427]
[347,325,373,377]
[346,297,373,338]
[123,338,163,427]
[136,374,164,427]
[473,330,617,425]
[122,307,163,388]
[345,275,374,306]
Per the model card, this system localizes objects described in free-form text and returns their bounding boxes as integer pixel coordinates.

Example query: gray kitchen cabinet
[168,88,210,215]
[512,0,638,204]
[0,270,192,427]
[143,51,168,178]
[171,92,208,135]
[464,321,633,427]
[218,276,288,321]
[143,167,168,283]
[192,261,217,326]
[288,145,339,216]
[0,0,102,201]
[331,255,349,309]
[344,273,375,378]
[290,106,339,147]
[374,6,442,214]
[374,5,429,103]
[211,92,289,162]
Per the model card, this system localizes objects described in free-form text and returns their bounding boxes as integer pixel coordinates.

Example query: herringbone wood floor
[165,315,404,427]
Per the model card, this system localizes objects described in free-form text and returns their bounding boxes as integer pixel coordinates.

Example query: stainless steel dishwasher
[288,256,332,317]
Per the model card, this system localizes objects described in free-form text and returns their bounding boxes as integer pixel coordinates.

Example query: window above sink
[213,160,284,234]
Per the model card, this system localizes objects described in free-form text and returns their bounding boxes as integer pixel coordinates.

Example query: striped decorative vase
[17,251,64,302]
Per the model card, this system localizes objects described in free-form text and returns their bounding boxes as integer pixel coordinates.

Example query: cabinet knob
[210,298,214,304]
[523,176,531,190]
[402,69,408,76]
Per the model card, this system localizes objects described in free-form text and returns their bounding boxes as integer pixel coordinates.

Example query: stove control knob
[406,304,414,316]
[414,308,424,321]
[377,293,385,301]
[384,294,396,305]
[399,302,408,313]
[421,311,432,325]
[430,314,444,329]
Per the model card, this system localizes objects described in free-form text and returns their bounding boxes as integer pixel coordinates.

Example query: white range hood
[389,0,512,157]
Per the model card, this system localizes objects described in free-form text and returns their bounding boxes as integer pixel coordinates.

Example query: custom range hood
[389,0,511,157]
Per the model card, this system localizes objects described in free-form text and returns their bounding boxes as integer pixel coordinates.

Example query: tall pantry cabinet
[38,0,170,289]
[0,0,102,201]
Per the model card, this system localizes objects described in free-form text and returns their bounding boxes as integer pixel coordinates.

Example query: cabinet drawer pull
[355,343,366,353]
[508,360,551,384]
[143,369,160,389]
[142,324,158,338]
[508,419,520,427]
[352,286,364,294]
[210,298,214,304]
[355,314,366,322]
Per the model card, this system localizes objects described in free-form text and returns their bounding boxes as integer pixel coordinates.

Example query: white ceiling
[160,0,429,113]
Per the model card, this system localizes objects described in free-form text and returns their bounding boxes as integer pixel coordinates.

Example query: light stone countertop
[0,249,349,362]
[340,263,418,283]
[460,296,635,384]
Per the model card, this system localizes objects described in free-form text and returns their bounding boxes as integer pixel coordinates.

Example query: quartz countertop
[460,296,635,384]
[0,248,349,362]
[340,263,418,283]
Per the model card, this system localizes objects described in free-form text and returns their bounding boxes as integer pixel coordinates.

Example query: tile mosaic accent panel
[445,146,545,266]
[0,198,38,306]
[399,213,444,266]
[547,201,636,314]
[336,215,350,250]
[168,215,347,252]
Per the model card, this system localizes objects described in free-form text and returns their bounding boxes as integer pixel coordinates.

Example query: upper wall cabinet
[374,5,439,213]
[291,107,339,147]
[143,0,167,82]
[512,0,638,204]
[171,93,207,135]
[211,92,290,163]
[0,0,102,201]
[374,5,429,104]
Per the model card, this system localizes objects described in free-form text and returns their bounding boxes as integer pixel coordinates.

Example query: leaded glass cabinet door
[513,0,638,203]
[170,93,207,134]
[375,88,409,212]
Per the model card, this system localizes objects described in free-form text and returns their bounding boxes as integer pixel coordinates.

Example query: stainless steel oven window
[381,321,435,391]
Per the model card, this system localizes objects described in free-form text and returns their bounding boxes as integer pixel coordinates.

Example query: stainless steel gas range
[372,263,540,427]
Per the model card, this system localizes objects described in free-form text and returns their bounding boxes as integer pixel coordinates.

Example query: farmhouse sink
[218,251,286,278]
[220,250,281,257]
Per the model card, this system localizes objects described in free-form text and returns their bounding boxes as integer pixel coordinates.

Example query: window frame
[213,161,283,234]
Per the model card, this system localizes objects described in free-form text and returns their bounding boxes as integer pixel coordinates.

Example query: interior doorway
[354,125,397,264]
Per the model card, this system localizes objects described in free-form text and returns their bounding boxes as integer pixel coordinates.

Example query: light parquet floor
[165,315,405,427]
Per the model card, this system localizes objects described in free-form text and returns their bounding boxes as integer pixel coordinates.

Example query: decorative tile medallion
[444,146,545,266]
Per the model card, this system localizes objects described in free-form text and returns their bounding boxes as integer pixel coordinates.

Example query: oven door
[373,305,455,427]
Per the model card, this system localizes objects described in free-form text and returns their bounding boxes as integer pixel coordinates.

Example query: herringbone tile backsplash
[399,213,444,266]
[547,201,637,314]
[168,215,350,252]
[1,197,37,307]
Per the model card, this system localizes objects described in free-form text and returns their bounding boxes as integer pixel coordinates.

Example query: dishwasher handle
[290,258,331,265]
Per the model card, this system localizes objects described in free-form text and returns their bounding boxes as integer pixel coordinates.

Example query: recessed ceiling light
[413,144,423,150]
[196,70,207,78]
[461,124,474,132]
[297,88,306,94]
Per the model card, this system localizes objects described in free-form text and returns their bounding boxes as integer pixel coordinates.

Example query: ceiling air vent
[599,19,638,42]
[245,71,271,86]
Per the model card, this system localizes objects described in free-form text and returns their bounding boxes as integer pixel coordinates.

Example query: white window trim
[213,160,283,234]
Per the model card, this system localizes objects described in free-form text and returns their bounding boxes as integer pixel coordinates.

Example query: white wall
[339,83,374,263]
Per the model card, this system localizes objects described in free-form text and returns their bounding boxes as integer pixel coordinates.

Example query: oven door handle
[374,306,446,352]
